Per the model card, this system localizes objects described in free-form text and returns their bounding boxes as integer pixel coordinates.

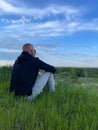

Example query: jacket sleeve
[36,57,56,74]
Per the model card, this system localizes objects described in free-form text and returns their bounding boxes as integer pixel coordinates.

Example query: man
[10,43,56,100]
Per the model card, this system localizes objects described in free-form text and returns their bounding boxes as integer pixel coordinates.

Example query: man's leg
[47,73,55,91]
[27,72,55,100]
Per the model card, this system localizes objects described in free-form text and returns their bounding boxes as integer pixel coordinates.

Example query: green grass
[0,67,98,130]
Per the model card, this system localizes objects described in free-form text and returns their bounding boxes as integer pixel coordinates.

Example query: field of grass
[0,66,98,130]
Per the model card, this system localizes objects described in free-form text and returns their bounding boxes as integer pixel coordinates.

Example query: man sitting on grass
[10,43,56,100]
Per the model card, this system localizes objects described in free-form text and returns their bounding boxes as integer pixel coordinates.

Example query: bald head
[23,43,34,51]
[23,43,36,57]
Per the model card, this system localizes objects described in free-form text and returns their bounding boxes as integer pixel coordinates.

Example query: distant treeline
[56,67,98,78]
[0,66,98,82]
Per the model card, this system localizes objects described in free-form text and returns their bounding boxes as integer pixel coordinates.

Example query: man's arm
[36,58,56,74]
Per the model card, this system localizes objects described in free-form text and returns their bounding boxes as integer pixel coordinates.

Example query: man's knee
[44,72,53,77]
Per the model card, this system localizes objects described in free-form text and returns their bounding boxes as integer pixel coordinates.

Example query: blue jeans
[27,72,55,100]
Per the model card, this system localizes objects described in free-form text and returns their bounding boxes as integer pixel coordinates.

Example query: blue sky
[0,0,98,67]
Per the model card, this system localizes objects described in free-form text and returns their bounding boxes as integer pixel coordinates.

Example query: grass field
[0,66,98,130]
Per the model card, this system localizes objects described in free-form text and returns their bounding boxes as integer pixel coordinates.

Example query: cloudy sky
[0,0,98,67]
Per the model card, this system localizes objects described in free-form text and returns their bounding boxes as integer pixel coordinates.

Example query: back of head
[22,43,36,57]
[23,43,32,52]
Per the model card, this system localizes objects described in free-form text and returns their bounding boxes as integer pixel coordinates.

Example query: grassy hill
[0,66,98,130]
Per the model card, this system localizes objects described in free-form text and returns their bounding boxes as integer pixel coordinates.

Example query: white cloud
[0,48,20,53]
[1,18,10,23]
[71,45,97,50]
[1,0,98,36]
[0,0,81,21]
[65,52,86,57]
[75,20,98,31]
[3,18,98,38]
[1,16,31,24]
[4,20,65,37]
[0,0,23,14]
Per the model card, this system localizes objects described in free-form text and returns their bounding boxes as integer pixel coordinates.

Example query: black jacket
[10,51,56,96]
